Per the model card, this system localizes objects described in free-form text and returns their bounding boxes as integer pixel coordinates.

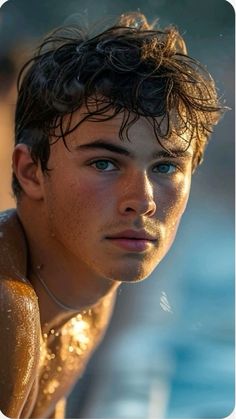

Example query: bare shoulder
[0,276,40,354]
[0,277,41,418]
[0,208,27,279]
[0,210,41,417]
[0,208,40,352]
[0,208,40,351]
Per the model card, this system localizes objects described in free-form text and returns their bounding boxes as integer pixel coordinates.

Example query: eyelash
[89,159,179,174]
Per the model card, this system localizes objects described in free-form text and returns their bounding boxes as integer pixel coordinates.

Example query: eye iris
[96,161,109,170]
[158,164,171,173]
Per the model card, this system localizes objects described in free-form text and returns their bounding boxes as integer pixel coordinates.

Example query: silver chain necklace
[34,266,81,312]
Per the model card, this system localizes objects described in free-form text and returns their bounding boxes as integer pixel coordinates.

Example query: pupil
[97,161,108,170]
[159,164,169,173]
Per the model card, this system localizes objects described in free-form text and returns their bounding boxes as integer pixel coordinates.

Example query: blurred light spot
[160,291,173,313]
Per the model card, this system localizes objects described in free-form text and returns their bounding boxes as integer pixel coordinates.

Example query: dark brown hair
[13,12,224,196]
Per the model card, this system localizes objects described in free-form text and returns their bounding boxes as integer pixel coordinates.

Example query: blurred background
[0,0,234,418]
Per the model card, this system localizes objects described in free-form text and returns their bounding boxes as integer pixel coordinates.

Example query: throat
[28,266,118,334]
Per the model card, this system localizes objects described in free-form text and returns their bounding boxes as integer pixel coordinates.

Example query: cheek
[169,183,190,218]
[158,177,191,239]
[44,174,113,238]
[67,179,115,217]
[160,175,191,216]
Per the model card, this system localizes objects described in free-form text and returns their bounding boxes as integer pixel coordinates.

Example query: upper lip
[106,230,157,241]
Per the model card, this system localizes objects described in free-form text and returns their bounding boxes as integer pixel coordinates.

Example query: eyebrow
[75,139,193,159]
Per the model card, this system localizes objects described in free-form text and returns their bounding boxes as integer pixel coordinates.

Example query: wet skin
[30,111,193,287]
[0,110,194,418]
[0,212,116,418]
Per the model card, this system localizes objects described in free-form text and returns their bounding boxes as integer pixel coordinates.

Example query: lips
[106,230,157,252]
[107,230,156,240]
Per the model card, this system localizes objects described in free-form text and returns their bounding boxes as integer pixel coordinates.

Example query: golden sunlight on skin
[28,296,115,418]
[3,108,194,418]
[0,208,117,418]
[41,110,193,285]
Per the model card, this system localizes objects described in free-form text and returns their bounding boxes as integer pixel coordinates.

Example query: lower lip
[106,238,155,252]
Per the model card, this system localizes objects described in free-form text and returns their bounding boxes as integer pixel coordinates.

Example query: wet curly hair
[13,12,224,197]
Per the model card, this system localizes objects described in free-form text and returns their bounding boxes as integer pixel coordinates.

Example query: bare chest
[28,300,114,418]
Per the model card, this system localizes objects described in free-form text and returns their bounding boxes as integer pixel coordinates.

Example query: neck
[17,206,120,330]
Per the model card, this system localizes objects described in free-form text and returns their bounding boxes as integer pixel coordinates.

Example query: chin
[106,260,160,283]
[120,273,152,283]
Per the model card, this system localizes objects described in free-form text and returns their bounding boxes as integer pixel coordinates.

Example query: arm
[0,278,41,418]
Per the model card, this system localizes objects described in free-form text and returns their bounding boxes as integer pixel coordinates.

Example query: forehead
[59,105,195,155]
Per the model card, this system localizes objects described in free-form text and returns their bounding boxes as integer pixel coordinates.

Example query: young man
[0,12,223,419]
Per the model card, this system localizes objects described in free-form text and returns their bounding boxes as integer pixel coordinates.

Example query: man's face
[42,109,193,283]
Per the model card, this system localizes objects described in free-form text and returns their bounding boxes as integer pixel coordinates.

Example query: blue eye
[92,160,117,171]
[154,163,176,174]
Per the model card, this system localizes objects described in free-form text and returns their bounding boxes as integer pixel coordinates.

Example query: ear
[12,144,44,200]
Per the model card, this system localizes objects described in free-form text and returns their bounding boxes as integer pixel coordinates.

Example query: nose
[118,171,157,217]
